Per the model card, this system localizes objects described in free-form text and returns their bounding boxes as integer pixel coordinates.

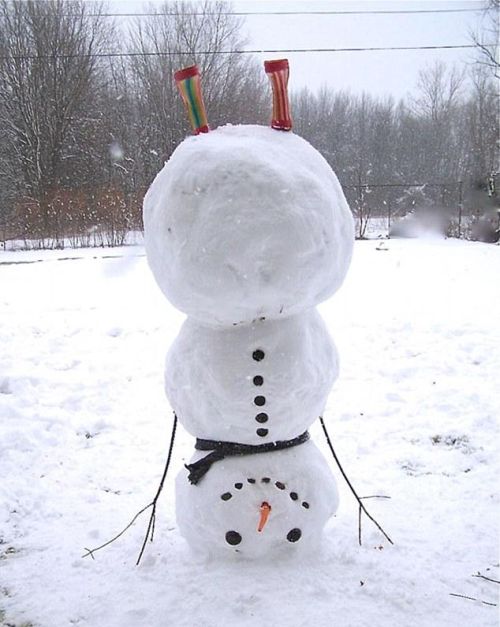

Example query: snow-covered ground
[1,237,499,627]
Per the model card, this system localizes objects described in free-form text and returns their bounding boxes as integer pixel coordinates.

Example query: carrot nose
[258,501,272,532]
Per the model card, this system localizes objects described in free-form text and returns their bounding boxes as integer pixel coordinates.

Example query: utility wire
[63,8,484,18]
[0,43,486,61]
[344,182,461,189]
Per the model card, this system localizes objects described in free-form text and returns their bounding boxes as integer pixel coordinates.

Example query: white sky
[104,0,490,99]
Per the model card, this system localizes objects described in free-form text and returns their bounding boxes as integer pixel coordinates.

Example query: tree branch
[82,412,178,565]
[319,416,394,546]
[449,593,497,607]
[473,573,500,585]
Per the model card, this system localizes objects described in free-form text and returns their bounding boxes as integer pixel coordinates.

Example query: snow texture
[1,238,499,626]
[143,124,354,326]
[165,310,337,443]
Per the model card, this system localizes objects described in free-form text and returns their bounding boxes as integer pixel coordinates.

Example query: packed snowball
[176,440,338,559]
[165,310,338,444]
[143,124,354,326]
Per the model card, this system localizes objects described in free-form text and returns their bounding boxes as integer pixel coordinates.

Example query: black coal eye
[225,531,242,546]
[286,528,302,543]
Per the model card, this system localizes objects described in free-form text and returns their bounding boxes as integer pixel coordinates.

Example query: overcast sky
[105,0,490,99]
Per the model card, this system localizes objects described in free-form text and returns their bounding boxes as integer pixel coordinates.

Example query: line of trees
[0,0,498,248]
[0,0,267,248]
[293,62,499,238]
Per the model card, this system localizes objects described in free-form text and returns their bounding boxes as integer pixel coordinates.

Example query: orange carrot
[258,501,272,532]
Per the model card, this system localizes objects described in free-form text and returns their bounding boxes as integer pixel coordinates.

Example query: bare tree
[470,0,499,79]
[129,0,266,183]
[0,0,112,242]
[409,62,467,184]
[412,61,465,123]
[345,93,377,238]
[466,65,499,186]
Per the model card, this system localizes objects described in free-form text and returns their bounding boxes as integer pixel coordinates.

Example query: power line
[344,182,460,189]
[0,43,485,60]
[64,8,485,18]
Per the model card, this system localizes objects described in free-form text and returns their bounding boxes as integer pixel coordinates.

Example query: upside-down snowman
[143,60,354,558]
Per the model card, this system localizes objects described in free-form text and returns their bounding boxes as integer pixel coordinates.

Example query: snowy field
[1,237,499,627]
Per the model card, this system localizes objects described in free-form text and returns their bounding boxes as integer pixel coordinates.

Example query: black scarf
[185,431,310,485]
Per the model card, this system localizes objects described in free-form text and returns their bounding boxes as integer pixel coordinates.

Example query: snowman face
[143,124,354,326]
[175,442,338,558]
[216,475,312,556]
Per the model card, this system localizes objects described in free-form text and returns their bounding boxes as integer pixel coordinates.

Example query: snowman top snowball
[143,124,354,326]
[143,61,354,326]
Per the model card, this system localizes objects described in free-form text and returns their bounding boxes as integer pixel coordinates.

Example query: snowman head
[143,63,354,326]
[176,443,338,559]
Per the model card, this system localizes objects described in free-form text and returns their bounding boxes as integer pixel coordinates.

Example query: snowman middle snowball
[143,123,354,558]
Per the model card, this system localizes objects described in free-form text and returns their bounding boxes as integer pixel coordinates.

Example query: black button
[302,502,310,509]
[221,492,232,501]
[261,477,271,483]
[256,428,268,437]
[287,528,302,543]
[225,531,242,545]
[254,396,266,406]
[290,492,298,501]
[234,483,243,490]
[255,413,268,423]
[247,478,256,484]
[252,349,265,361]
[253,375,264,386]
[275,481,285,490]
